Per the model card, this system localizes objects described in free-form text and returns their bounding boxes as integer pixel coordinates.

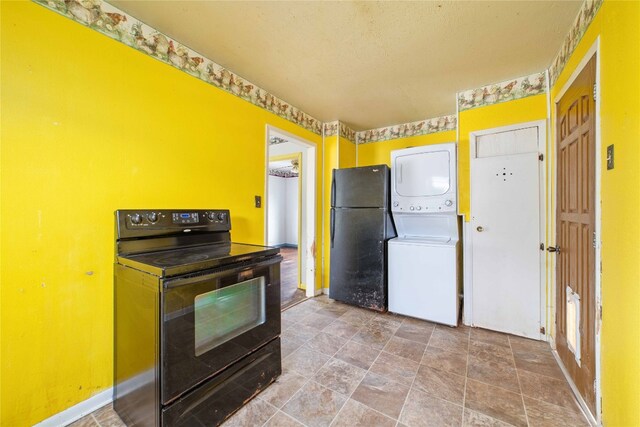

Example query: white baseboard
[321,287,329,295]
[34,388,113,427]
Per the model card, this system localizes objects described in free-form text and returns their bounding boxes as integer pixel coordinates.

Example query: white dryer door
[395,151,451,197]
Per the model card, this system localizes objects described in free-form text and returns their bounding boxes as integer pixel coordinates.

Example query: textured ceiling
[110,0,582,130]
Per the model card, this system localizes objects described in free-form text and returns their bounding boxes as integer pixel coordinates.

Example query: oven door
[161,255,281,405]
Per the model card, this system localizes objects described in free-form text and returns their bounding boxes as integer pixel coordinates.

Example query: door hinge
[540,326,546,335]
[540,243,545,251]
[593,83,597,101]
[593,231,597,248]
[539,153,544,161]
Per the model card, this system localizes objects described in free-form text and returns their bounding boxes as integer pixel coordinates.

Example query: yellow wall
[322,134,339,289]
[322,135,355,290]
[0,2,322,425]
[458,95,548,219]
[3,0,639,425]
[550,1,640,424]
[357,130,457,167]
[338,137,356,168]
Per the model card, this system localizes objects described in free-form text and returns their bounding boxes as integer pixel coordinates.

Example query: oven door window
[194,277,266,356]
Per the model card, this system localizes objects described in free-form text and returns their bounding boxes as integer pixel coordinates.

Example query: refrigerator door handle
[330,209,335,248]
[331,175,336,207]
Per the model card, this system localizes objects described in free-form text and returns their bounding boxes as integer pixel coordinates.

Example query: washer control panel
[391,197,456,213]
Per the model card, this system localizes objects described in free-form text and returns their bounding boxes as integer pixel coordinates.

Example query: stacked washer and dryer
[388,143,461,326]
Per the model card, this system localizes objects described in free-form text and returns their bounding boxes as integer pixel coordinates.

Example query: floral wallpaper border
[269,136,289,145]
[34,0,323,135]
[324,121,356,143]
[356,115,457,145]
[457,72,547,112]
[268,169,298,178]
[549,0,603,85]
[323,121,340,137]
[340,123,357,144]
[33,0,596,145]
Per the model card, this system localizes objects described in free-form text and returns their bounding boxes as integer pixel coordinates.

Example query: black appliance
[113,209,282,426]
[329,165,396,311]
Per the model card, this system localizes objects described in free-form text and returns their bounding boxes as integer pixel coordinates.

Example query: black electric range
[113,209,282,427]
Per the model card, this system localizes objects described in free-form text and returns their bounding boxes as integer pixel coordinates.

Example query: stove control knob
[207,212,216,221]
[445,200,453,207]
[393,201,399,207]
[416,206,422,210]
[217,212,226,222]
[130,213,142,224]
[147,212,158,223]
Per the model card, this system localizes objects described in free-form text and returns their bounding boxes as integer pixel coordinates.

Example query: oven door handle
[163,255,283,289]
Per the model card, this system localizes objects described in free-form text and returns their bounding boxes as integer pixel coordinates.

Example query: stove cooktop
[117,242,280,277]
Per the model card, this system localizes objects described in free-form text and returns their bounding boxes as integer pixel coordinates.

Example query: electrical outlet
[255,195,262,208]
[607,145,614,170]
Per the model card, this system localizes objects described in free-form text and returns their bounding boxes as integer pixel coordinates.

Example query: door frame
[267,152,303,289]
[265,125,318,298]
[551,38,601,425]
[464,119,547,339]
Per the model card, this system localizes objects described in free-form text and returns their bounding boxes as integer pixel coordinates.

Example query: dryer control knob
[147,212,158,223]
[416,206,422,210]
[207,212,216,221]
[393,201,399,207]
[410,206,415,211]
[130,214,142,224]
[445,200,453,207]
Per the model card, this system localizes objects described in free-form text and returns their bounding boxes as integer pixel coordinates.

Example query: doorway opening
[265,126,317,309]
[267,152,304,308]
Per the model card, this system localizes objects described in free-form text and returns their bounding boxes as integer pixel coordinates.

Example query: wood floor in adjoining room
[280,247,306,309]
[71,296,589,427]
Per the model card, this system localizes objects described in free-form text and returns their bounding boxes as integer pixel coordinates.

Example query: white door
[470,126,542,339]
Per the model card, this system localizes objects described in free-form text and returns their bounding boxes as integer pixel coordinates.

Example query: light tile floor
[73,295,589,427]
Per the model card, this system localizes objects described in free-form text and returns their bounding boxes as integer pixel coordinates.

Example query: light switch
[607,145,614,170]
[255,195,262,208]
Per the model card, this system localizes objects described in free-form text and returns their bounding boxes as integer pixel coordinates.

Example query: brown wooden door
[555,55,596,414]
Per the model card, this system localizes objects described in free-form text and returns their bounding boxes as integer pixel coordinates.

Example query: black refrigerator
[329,165,396,311]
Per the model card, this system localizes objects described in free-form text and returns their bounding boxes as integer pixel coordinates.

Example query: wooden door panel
[568,139,579,212]
[555,55,596,414]
[581,133,591,213]
[581,95,591,122]
[569,224,579,284]
[568,100,580,133]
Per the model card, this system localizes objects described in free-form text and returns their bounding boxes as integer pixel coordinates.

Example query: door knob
[476,226,484,232]
[547,246,561,253]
